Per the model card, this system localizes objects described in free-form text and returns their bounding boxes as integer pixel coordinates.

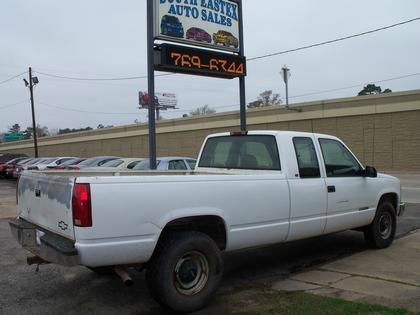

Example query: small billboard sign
[139,91,178,110]
[154,0,240,52]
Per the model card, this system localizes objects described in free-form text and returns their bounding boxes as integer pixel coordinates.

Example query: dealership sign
[154,0,240,52]
[155,43,245,78]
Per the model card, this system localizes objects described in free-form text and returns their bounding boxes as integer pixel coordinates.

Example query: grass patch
[203,285,413,315]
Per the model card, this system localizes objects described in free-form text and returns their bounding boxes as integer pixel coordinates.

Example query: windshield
[132,159,161,170]
[100,159,124,167]
[79,158,102,167]
[39,158,56,164]
[166,16,179,23]
[61,158,81,166]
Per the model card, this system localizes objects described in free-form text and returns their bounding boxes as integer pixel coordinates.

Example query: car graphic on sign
[186,27,212,43]
[160,15,184,38]
[213,30,239,48]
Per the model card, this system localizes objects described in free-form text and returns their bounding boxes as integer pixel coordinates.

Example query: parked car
[10,131,404,313]
[160,15,184,38]
[132,157,196,171]
[84,158,145,171]
[67,156,120,170]
[15,158,47,177]
[0,157,27,178]
[0,153,27,163]
[213,30,239,48]
[32,157,77,170]
[47,158,87,170]
[5,158,35,179]
[186,27,211,43]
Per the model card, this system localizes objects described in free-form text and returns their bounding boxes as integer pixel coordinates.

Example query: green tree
[358,84,392,96]
[23,125,49,139]
[58,127,93,135]
[190,105,216,116]
[8,123,21,133]
[247,90,282,108]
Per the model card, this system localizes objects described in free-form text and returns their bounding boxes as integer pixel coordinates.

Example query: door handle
[327,185,336,193]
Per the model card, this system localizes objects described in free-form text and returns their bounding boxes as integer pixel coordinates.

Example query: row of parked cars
[0,155,197,179]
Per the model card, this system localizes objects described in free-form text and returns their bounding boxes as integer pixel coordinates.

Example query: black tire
[146,231,223,313]
[364,201,396,249]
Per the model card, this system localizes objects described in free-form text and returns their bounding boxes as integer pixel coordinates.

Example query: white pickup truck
[10,130,404,313]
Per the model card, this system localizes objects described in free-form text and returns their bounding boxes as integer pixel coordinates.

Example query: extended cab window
[293,137,320,178]
[319,138,362,177]
[199,135,281,170]
[168,160,188,170]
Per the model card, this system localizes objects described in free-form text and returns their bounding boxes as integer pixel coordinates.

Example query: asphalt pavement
[397,173,420,204]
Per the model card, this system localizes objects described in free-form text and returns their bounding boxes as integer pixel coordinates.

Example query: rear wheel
[146,231,223,313]
[364,201,396,249]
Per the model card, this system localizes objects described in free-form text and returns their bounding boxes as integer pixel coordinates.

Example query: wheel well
[158,216,227,251]
[378,193,398,212]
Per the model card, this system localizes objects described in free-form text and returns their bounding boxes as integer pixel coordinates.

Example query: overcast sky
[1,0,419,133]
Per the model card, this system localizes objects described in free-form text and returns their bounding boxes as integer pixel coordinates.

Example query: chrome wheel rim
[379,212,392,239]
[174,251,209,296]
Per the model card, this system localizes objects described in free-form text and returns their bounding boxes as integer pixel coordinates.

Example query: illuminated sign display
[154,44,246,79]
[154,0,241,52]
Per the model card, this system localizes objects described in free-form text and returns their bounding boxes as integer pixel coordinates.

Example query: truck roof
[206,130,336,139]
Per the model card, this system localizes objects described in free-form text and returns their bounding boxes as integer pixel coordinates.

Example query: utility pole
[281,66,302,113]
[27,67,39,157]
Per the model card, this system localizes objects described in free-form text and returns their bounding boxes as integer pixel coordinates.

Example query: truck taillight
[72,183,92,227]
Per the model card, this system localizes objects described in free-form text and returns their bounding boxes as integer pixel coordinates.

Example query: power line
[248,17,420,61]
[38,102,140,115]
[0,71,27,85]
[36,70,420,115]
[32,17,420,82]
[0,99,29,110]
[38,101,239,115]
[289,72,420,99]
[35,71,174,81]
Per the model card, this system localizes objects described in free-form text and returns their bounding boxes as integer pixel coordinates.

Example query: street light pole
[281,66,301,113]
[28,67,39,158]
[147,0,157,169]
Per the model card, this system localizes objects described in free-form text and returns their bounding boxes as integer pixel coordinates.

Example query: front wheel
[146,231,223,313]
[364,201,396,249]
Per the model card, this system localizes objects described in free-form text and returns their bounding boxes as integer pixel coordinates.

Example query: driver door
[318,138,376,234]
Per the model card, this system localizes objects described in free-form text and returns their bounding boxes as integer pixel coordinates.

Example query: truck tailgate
[17,172,75,240]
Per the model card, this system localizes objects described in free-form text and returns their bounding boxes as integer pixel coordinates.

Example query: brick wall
[1,89,420,170]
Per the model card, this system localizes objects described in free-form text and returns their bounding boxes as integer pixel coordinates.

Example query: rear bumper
[398,203,406,217]
[9,218,79,266]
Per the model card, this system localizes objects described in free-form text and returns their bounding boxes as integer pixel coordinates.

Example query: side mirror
[364,166,377,178]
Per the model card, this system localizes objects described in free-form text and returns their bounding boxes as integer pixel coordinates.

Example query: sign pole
[238,0,246,132]
[147,0,157,170]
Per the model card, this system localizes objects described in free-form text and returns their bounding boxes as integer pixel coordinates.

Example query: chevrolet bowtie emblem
[58,221,68,231]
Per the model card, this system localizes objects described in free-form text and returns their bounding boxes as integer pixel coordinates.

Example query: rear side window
[199,135,281,170]
[168,160,188,170]
[186,159,197,169]
[293,137,320,178]
[319,138,362,177]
